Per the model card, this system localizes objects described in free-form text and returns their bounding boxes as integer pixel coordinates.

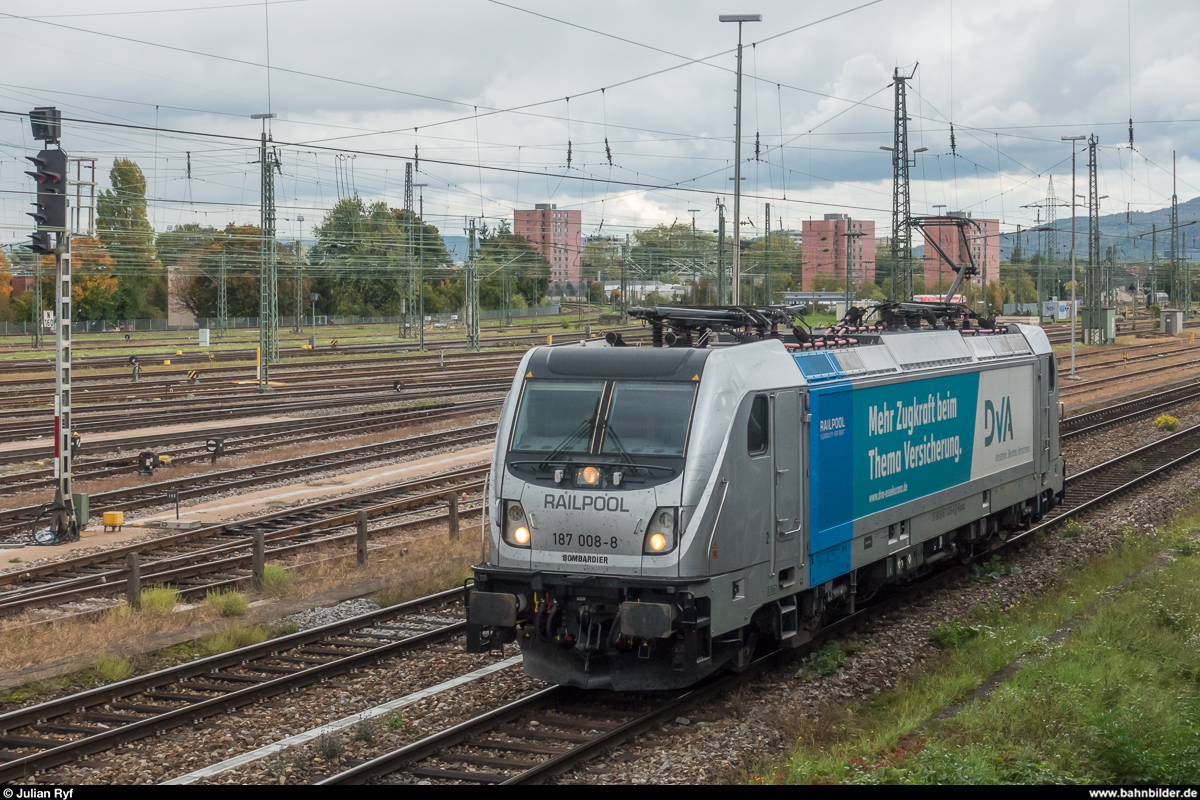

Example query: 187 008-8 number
[552,533,618,549]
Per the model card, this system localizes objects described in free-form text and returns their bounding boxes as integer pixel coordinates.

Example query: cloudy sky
[1,0,1197,251]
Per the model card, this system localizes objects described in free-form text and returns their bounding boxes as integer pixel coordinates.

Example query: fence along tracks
[0,589,468,784]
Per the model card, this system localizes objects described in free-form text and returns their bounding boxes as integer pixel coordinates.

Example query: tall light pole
[720,13,761,306]
[1062,135,1086,377]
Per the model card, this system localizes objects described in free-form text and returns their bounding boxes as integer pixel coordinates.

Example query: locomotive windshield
[510,379,697,458]
[599,382,695,457]
[510,380,605,454]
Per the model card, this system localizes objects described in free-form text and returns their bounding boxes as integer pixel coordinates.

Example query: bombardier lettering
[544,494,631,512]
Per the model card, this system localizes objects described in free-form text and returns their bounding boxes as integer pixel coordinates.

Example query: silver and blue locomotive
[466,303,1065,690]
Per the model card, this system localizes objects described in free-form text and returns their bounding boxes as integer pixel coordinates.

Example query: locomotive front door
[772,390,802,576]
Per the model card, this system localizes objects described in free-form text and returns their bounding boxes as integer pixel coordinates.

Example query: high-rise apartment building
[799,214,875,291]
[920,212,1000,290]
[513,204,582,283]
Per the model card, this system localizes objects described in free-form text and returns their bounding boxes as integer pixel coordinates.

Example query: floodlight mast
[720,13,761,305]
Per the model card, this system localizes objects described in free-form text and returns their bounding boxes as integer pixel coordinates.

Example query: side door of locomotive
[771,389,803,579]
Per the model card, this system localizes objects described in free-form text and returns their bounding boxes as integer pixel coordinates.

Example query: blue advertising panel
[806,364,1034,586]
[850,372,980,519]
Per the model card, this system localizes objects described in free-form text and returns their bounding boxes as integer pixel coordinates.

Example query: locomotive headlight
[643,507,678,554]
[577,466,601,486]
[502,501,531,548]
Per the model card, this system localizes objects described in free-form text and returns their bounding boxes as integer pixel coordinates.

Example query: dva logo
[983,397,1014,446]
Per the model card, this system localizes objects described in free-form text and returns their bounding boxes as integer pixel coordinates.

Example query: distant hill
[442,235,468,263]
[998,195,1200,264]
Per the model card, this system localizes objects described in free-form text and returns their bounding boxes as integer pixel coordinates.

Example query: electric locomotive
[466,303,1064,690]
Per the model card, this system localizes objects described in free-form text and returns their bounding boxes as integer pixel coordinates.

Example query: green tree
[97,159,164,319]
[478,220,550,311]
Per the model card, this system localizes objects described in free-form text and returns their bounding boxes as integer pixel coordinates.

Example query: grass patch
[204,588,248,617]
[970,555,1022,582]
[382,710,405,730]
[8,557,20,564]
[139,585,181,616]
[767,519,1200,785]
[1060,520,1084,539]
[353,718,378,743]
[261,562,291,595]
[94,652,134,683]
[200,624,272,655]
[928,619,982,650]
[801,641,848,678]
[314,733,342,760]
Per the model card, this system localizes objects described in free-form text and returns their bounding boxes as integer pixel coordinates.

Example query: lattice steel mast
[253,113,280,389]
[403,163,415,339]
[889,66,917,300]
[465,217,480,351]
[1085,134,1102,343]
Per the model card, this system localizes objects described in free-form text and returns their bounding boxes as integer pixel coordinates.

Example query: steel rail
[0,590,468,783]
[0,423,496,540]
[0,464,491,591]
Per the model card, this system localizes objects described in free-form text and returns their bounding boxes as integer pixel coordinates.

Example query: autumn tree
[70,237,120,320]
[0,248,12,323]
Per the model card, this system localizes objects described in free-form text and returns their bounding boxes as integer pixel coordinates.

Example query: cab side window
[747,394,769,454]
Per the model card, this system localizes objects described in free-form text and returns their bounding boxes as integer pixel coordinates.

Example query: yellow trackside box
[103,511,124,530]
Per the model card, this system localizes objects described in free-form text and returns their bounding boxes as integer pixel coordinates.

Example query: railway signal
[27,107,77,542]
[25,148,68,252]
[206,437,225,464]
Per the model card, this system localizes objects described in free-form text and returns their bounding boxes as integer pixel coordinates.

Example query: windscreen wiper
[538,401,600,468]
[601,427,674,474]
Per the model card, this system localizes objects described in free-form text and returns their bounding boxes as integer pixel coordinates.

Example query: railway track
[0,590,468,784]
[0,464,491,616]
[0,354,525,408]
[0,398,500,466]
[0,421,497,540]
[321,419,1200,785]
[4,397,1200,784]
[0,379,510,443]
[0,326,634,374]
[1057,354,1200,396]
[0,399,502,492]
[1061,382,1200,439]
